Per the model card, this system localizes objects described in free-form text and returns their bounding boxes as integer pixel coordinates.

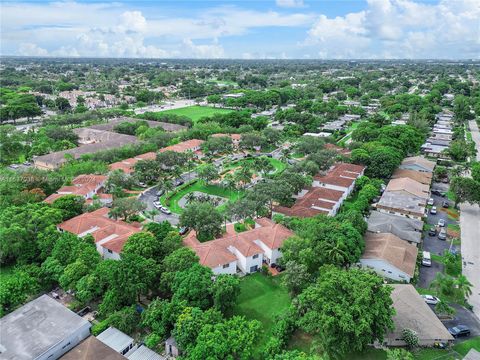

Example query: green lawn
[159,105,233,123]
[160,181,244,214]
[337,121,361,146]
[222,157,287,175]
[233,273,291,356]
[453,336,480,356]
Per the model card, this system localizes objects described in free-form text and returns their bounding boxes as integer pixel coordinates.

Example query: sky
[1,0,479,59]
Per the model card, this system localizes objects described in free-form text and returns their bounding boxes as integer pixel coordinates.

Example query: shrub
[91,319,109,336]
[402,328,419,349]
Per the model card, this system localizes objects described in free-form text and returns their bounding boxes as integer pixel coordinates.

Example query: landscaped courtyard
[222,157,287,175]
[160,180,244,214]
[159,105,233,123]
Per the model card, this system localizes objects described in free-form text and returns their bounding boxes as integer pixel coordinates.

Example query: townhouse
[183,218,294,275]
[57,207,142,260]
[385,177,430,201]
[44,174,112,206]
[398,156,436,173]
[273,162,365,218]
[391,169,433,186]
[360,232,418,282]
[367,211,423,246]
[375,191,426,221]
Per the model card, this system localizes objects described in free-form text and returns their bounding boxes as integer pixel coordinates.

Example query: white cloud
[18,43,49,56]
[276,0,305,8]
[305,0,480,58]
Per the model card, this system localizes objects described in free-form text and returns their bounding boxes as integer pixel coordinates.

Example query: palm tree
[322,241,349,268]
[185,192,197,204]
[455,275,473,299]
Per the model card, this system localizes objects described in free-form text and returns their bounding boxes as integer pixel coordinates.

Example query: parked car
[441,178,449,184]
[438,229,447,240]
[442,201,450,208]
[431,189,446,197]
[153,201,162,210]
[421,295,440,305]
[9,164,19,169]
[428,227,437,236]
[428,198,435,206]
[422,251,432,267]
[138,182,147,188]
[438,219,446,227]
[156,189,165,197]
[76,306,91,317]
[448,325,471,338]
[23,161,31,166]
[178,226,189,235]
[173,178,184,187]
[430,206,437,215]
[160,206,171,215]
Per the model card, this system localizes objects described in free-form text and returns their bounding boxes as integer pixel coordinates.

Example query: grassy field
[159,105,233,123]
[233,273,291,356]
[160,181,244,214]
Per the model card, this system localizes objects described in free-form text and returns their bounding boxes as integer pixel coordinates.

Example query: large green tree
[294,266,394,359]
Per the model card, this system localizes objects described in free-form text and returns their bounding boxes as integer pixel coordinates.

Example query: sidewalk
[461,120,480,318]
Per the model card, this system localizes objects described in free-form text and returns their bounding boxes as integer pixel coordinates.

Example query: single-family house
[385,177,430,200]
[0,295,91,360]
[159,139,204,158]
[211,133,241,148]
[399,156,436,173]
[57,207,142,260]
[383,284,454,347]
[367,211,423,245]
[183,218,293,275]
[109,152,157,174]
[421,143,450,158]
[391,169,433,186]
[360,232,418,282]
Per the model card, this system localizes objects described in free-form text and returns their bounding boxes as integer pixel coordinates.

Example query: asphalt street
[460,120,480,319]
[139,186,180,226]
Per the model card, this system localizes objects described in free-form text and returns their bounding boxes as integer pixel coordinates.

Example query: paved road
[460,120,480,318]
[442,304,480,342]
[139,186,180,226]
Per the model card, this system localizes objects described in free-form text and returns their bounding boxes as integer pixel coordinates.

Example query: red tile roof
[57,207,141,255]
[159,139,204,153]
[314,162,365,188]
[44,174,107,203]
[183,218,293,268]
[324,143,352,155]
[273,186,344,218]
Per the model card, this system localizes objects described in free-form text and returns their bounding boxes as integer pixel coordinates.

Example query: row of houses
[33,118,185,170]
[321,113,361,132]
[0,295,166,360]
[109,138,204,174]
[421,111,454,158]
[273,162,365,217]
[359,156,436,282]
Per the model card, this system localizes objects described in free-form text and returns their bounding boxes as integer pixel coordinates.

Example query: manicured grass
[453,336,480,356]
[160,181,244,214]
[413,348,458,360]
[159,105,233,123]
[222,157,287,175]
[233,273,291,355]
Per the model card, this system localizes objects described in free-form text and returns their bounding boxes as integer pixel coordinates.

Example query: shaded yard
[232,273,291,356]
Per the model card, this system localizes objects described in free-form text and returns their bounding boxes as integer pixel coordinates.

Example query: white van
[422,251,432,267]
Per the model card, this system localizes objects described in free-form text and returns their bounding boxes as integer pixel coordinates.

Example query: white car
[430,206,437,215]
[428,198,434,206]
[153,201,162,210]
[160,206,171,215]
[422,295,440,305]
[438,219,446,227]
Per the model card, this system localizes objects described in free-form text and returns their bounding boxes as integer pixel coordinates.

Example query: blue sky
[1,0,479,59]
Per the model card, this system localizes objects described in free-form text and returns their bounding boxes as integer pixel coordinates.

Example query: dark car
[428,227,437,236]
[448,325,470,338]
[431,189,446,197]
[178,226,189,235]
[76,306,91,317]
[442,201,450,208]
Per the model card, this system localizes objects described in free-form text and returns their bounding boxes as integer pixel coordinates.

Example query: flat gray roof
[97,327,133,353]
[0,295,91,360]
[377,191,426,216]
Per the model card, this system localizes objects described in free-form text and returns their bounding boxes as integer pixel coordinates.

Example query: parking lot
[139,186,180,226]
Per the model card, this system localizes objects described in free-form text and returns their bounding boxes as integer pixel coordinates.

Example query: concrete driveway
[442,304,480,343]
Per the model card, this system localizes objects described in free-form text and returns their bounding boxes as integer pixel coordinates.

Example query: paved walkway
[460,120,480,318]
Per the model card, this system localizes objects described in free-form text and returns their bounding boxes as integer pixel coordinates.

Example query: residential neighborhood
[1,5,480,359]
